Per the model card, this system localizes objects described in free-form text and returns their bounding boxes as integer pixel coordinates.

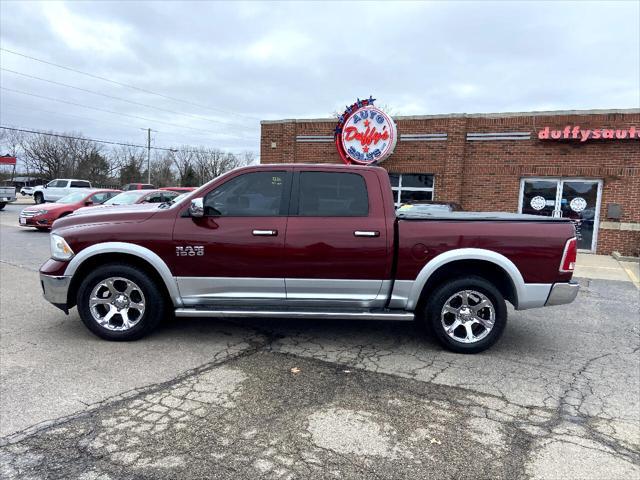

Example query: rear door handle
[354,230,380,237]
[253,229,278,236]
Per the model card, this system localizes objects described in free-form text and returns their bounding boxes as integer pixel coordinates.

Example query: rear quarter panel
[397,220,576,283]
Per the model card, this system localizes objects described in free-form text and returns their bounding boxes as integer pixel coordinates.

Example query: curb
[612,251,640,263]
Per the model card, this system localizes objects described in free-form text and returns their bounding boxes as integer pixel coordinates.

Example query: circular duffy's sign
[530,196,546,211]
[334,97,397,165]
[570,197,587,213]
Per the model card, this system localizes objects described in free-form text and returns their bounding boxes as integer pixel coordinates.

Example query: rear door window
[71,181,91,188]
[296,172,369,217]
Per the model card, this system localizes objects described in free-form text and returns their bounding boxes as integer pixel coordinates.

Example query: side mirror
[189,198,204,218]
[44,184,48,189]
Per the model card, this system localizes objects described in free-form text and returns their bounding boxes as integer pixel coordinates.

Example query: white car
[32,179,92,204]
[20,186,35,196]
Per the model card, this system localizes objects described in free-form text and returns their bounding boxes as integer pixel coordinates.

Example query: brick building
[261,108,639,256]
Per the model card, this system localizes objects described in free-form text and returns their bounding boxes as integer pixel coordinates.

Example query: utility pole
[146,128,151,184]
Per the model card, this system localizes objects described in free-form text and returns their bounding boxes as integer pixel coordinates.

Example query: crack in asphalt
[1,337,638,479]
[1,279,638,479]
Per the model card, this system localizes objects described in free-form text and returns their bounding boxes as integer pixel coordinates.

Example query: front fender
[64,242,182,307]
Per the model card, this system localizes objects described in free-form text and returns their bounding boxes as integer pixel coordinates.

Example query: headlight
[35,209,48,215]
[50,234,75,261]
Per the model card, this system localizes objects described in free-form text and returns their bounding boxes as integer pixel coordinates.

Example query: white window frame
[390,173,435,207]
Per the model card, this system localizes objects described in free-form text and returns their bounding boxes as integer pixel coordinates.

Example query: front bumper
[19,214,53,227]
[545,282,580,306]
[40,273,71,312]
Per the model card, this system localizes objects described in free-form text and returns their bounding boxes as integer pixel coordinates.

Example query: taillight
[560,238,577,272]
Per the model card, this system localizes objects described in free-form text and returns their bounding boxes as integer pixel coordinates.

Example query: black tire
[421,275,507,354]
[34,192,44,204]
[0,202,5,210]
[36,227,50,232]
[77,263,166,341]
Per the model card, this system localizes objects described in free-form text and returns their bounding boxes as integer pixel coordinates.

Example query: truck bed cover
[397,211,572,222]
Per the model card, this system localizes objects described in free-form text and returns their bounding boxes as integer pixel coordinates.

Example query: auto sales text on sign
[334,97,398,165]
[538,126,639,142]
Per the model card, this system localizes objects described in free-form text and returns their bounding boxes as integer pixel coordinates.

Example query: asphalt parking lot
[1,202,639,479]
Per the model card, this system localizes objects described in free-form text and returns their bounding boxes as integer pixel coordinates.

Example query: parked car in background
[20,186,35,196]
[104,189,180,205]
[121,183,155,191]
[41,164,579,353]
[0,185,17,210]
[398,201,463,214]
[19,189,120,231]
[74,189,180,215]
[160,186,197,193]
[32,179,92,204]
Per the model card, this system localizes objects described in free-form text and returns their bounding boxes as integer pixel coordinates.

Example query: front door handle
[354,230,380,237]
[253,229,278,236]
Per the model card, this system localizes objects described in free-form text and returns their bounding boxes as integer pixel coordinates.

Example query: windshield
[57,192,88,204]
[104,191,148,205]
[171,192,189,203]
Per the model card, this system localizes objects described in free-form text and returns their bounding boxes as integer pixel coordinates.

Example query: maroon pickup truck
[40,164,579,353]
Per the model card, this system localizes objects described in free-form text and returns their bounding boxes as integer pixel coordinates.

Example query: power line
[1,68,257,131]
[1,87,255,141]
[1,125,174,151]
[0,125,258,156]
[1,102,256,147]
[0,47,262,122]
[1,101,159,133]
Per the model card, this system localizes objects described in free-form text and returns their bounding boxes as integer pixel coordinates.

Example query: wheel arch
[408,248,526,311]
[65,242,181,309]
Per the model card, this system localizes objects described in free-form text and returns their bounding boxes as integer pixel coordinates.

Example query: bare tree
[170,148,196,186]
[19,131,72,179]
[112,145,146,185]
[239,150,257,166]
[149,152,176,187]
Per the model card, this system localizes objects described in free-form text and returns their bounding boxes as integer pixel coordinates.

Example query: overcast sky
[1,0,639,156]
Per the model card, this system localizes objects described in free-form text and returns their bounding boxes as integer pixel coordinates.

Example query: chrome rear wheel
[441,290,495,344]
[423,275,507,354]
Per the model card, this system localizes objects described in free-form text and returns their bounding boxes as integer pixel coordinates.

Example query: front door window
[520,178,602,252]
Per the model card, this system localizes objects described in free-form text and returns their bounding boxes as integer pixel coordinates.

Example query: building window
[388,173,434,207]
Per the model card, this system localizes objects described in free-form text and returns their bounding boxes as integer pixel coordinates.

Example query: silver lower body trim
[517,283,553,310]
[174,308,414,321]
[545,282,580,306]
[177,277,285,306]
[176,277,391,308]
[40,273,70,306]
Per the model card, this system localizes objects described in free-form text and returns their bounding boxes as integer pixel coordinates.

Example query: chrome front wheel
[89,277,146,331]
[78,263,165,341]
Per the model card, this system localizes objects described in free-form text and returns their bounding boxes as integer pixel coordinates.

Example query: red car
[18,189,120,231]
[160,187,197,193]
[41,164,578,353]
[73,189,181,216]
[121,183,155,191]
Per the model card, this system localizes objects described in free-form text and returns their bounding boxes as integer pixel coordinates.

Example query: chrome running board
[174,308,414,321]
